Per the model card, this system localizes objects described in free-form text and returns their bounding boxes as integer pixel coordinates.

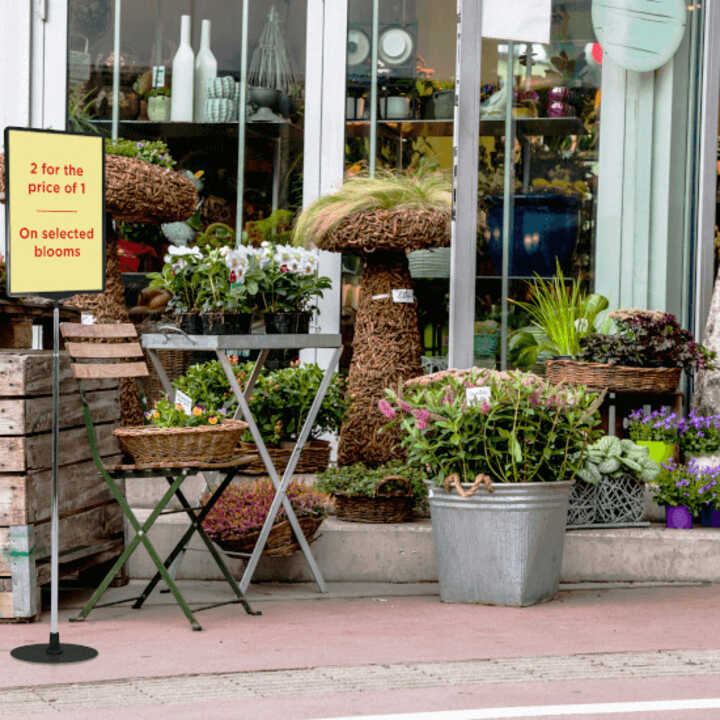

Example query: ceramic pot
[249,86,279,110]
[379,96,410,119]
[147,95,171,121]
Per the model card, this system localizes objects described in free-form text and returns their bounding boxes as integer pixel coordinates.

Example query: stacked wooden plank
[0,351,124,621]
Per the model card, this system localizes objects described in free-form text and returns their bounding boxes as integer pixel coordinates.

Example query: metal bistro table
[141,331,343,594]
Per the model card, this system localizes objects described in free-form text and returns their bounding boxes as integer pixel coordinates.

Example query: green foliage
[576,436,659,485]
[147,246,203,313]
[172,359,349,445]
[195,223,236,251]
[383,369,603,485]
[105,138,176,169]
[509,263,609,366]
[195,248,262,314]
[626,408,681,444]
[148,87,171,97]
[317,461,428,503]
[145,396,226,428]
[293,168,451,248]
[648,460,719,512]
[67,87,101,135]
[244,210,295,247]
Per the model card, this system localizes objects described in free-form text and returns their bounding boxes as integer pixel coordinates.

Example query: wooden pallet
[0,351,124,621]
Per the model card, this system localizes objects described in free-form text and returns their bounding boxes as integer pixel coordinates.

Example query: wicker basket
[212,515,325,558]
[546,359,681,393]
[237,439,331,475]
[595,475,644,524]
[114,419,249,465]
[141,349,193,405]
[567,480,598,527]
[334,475,415,523]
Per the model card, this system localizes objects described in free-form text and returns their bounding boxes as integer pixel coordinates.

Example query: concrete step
[126,510,720,585]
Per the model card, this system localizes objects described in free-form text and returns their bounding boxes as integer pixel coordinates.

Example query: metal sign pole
[11,304,98,664]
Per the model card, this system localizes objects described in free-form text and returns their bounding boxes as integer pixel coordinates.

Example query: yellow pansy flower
[208,416,218,425]
[192,407,202,416]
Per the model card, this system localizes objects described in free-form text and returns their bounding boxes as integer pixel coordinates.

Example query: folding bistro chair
[60,322,260,630]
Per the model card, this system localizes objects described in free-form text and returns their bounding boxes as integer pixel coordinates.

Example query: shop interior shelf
[90,119,301,140]
[345,117,587,139]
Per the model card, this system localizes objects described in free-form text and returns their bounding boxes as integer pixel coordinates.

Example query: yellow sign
[4,128,105,298]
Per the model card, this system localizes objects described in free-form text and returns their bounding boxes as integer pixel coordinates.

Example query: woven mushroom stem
[337,252,423,466]
[317,208,450,254]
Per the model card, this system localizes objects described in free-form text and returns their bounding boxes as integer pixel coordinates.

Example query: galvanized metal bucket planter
[428,481,573,606]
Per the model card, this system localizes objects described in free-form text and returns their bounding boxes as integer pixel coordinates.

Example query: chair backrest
[60,323,149,380]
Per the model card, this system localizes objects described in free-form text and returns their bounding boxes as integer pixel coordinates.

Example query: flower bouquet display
[381,367,602,605]
[113,396,248,465]
[201,480,328,556]
[569,436,659,526]
[256,242,332,333]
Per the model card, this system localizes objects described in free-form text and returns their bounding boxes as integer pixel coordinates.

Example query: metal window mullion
[235,0,249,243]
[111,0,121,140]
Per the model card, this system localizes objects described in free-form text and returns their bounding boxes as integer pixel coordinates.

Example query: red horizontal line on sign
[36,209,78,213]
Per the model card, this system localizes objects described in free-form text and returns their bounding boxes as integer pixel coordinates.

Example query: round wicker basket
[545,359,681,393]
[114,419,248,465]
[236,439,331,475]
[212,515,325,558]
[333,475,415,523]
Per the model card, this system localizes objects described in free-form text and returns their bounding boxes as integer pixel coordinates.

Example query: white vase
[171,15,194,121]
[194,19,217,121]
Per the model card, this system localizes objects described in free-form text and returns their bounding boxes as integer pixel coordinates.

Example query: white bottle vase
[194,19,217,122]
[171,15,194,121]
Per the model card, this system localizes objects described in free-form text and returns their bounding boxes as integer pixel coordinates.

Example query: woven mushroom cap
[0,153,197,224]
[317,207,450,255]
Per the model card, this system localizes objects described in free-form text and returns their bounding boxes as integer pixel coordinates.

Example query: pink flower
[280,264,289,273]
[378,399,396,419]
[479,402,491,414]
[443,391,454,405]
[398,400,412,413]
[416,419,429,430]
[413,408,431,423]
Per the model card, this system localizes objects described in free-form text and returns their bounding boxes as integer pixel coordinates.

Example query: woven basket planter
[236,439,331,475]
[595,475,644,524]
[212,515,325,558]
[114,419,248,465]
[546,359,681,393]
[334,475,415,523]
[567,480,598,527]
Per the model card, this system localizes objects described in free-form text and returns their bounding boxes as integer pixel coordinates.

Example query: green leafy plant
[201,480,328,543]
[195,223,236,251]
[148,87,171,98]
[576,436,659,485]
[147,245,203,313]
[509,263,609,367]
[68,87,100,135]
[293,168,451,248]
[679,410,720,457]
[105,138,176,169]
[648,460,713,512]
[145,396,227,428]
[244,210,295,247]
[626,408,681,444]
[195,247,262,314]
[381,368,603,486]
[317,461,427,504]
[172,359,349,446]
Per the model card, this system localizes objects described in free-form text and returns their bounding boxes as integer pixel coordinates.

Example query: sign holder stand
[10,302,98,664]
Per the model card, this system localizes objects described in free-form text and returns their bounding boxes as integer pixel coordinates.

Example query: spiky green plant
[292,168,451,247]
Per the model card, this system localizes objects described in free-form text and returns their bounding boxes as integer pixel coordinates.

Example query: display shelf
[345,116,587,139]
[90,119,301,140]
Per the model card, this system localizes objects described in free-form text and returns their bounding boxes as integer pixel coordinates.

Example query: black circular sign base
[11,642,98,664]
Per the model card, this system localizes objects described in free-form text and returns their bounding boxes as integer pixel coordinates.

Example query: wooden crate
[0,351,124,621]
[0,299,79,349]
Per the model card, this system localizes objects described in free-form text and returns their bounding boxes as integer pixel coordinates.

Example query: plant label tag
[152,65,166,87]
[466,386,491,407]
[175,389,193,415]
[81,312,95,325]
[392,289,414,303]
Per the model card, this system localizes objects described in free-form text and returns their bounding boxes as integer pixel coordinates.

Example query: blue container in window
[486,194,580,277]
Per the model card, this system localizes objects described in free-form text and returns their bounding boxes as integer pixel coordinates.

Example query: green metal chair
[60,322,260,630]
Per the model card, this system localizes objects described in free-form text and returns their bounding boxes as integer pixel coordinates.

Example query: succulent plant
[577,436,660,484]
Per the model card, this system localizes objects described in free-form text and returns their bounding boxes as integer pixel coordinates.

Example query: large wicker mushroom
[1,152,198,424]
[294,172,451,466]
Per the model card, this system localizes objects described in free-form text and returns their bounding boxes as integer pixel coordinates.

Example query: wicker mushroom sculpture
[295,173,451,466]
[1,153,198,424]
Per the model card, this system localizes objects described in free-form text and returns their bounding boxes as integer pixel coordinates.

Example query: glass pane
[475,2,602,371]
[343,0,457,372]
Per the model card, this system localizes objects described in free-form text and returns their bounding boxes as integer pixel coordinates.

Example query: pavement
[2,580,720,719]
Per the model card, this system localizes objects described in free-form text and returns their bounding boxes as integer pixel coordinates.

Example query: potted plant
[568,310,716,393]
[571,436,660,526]
[649,460,705,529]
[113,396,247,464]
[172,358,349,473]
[256,243,332,333]
[627,407,681,468]
[201,480,328,556]
[678,410,720,469]
[317,461,427,523]
[147,87,171,121]
[383,367,603,606]
[147,244,204,333]
[694,463,720,527]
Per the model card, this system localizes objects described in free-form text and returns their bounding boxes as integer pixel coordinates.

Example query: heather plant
[381,368,603,486]
[201,480,328,544]
[626,408,681,444]
[677,410,720,456]
[579,310,715,372]
[649,460,720,512]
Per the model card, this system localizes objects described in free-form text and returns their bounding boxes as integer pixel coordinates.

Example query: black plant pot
[225,313,253,335]
[178,313,203,335]
[264,312,311,334]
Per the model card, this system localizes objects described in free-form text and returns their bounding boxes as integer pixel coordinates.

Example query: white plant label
[466,386,491,407]
[175,389,193,415]
[152,65,166,88]
[81,312,95,325]
[392,289,415,304]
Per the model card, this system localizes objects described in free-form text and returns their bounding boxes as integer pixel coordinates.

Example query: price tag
[152,65,166,88]
[466,386,491,407]
[175,389,193,415]
[81,312,95,325]
[392,289,414,304]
